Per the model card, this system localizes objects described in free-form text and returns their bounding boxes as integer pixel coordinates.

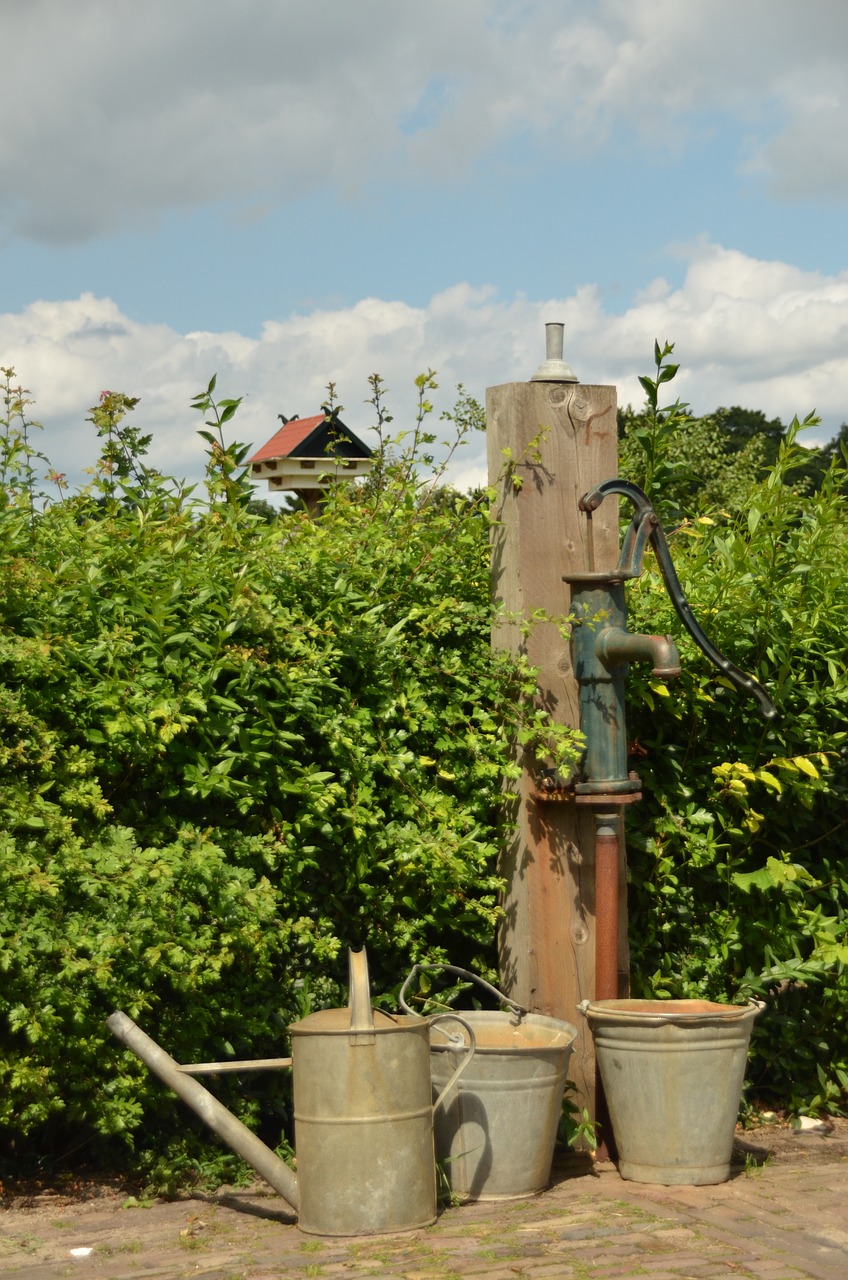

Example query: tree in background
[618,394,834,514]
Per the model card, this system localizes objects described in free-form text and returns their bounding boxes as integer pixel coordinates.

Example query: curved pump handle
[579,479,777,722]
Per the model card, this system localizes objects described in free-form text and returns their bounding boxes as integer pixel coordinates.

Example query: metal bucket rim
[578,997,764,1026]
[429,1009,577,1052]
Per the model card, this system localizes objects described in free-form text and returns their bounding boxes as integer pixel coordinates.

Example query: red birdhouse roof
[249,415,324,463]
[249,413,372,464]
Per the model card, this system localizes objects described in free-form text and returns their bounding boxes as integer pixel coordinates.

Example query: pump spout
[597,627,681,679]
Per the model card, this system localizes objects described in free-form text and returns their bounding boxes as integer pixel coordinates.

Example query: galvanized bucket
[291,949,474,1236]
[400,964,578,1202]
[579,998,764,1185]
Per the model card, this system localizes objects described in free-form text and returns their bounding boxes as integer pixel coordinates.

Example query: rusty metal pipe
[594,813,620,1003]
[593,812,621,1162]
[106,1011,299,1213]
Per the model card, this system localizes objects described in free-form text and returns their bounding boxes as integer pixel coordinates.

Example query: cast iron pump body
[562,478,777,802]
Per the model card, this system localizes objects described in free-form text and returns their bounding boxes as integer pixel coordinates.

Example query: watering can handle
[348,948,376,1044]
[428,1014,477,1116]
[398,962,527,1018]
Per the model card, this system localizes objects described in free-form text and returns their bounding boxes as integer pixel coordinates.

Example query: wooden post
[487,375,626,1114]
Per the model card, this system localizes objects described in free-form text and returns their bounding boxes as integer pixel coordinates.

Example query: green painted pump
[561,477,777,802]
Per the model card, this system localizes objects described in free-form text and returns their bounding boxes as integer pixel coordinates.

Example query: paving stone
[4,1149,848,1280]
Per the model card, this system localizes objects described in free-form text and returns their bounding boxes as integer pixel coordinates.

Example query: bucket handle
[428,1013,477,1116]
[399,962,527,1020]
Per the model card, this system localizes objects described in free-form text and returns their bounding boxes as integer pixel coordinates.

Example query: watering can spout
[105,1010,299,1214]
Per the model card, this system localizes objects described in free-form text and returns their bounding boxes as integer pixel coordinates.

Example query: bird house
[249,409,373,506]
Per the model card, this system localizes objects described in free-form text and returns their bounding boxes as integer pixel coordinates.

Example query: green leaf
[656,364,679,384]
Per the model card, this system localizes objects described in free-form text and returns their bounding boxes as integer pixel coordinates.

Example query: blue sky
[2,0,847,495]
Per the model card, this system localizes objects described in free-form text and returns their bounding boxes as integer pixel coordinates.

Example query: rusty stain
[565,398,614,447]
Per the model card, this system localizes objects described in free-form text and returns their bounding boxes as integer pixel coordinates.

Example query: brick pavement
[1,1137,846,1280]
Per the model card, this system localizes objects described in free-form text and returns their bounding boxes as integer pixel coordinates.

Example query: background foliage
[0,371,573,1183]
[620,344,848,1117]
[0,348,845,1186]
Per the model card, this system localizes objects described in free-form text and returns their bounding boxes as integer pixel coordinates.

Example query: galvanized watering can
[107,947,475,1236]
[291,948,475,1234]
[400,963,577,1202]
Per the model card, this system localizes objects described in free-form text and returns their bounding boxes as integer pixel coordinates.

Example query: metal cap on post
[530,322,578,383]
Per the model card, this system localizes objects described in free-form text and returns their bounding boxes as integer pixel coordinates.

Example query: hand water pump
[552,478,777,1005]
[543,478,777,1158]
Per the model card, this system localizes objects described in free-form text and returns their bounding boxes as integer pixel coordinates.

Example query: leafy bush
[621,345,848,1116]
[0,372,582,1179]
[2,342,845,1187]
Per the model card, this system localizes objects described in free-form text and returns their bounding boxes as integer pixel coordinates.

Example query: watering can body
[291,950,473,1236]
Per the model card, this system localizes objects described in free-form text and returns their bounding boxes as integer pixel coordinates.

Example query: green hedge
[621,347,848,1117]
[0,374,574,1181]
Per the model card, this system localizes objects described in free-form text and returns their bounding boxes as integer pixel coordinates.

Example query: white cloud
[591,245,848,419]
[0,0,488,243]
[2,242,845,501]
[2,0,847,246]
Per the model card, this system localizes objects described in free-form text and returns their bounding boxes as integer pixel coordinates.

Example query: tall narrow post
[487,335,625,1114]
